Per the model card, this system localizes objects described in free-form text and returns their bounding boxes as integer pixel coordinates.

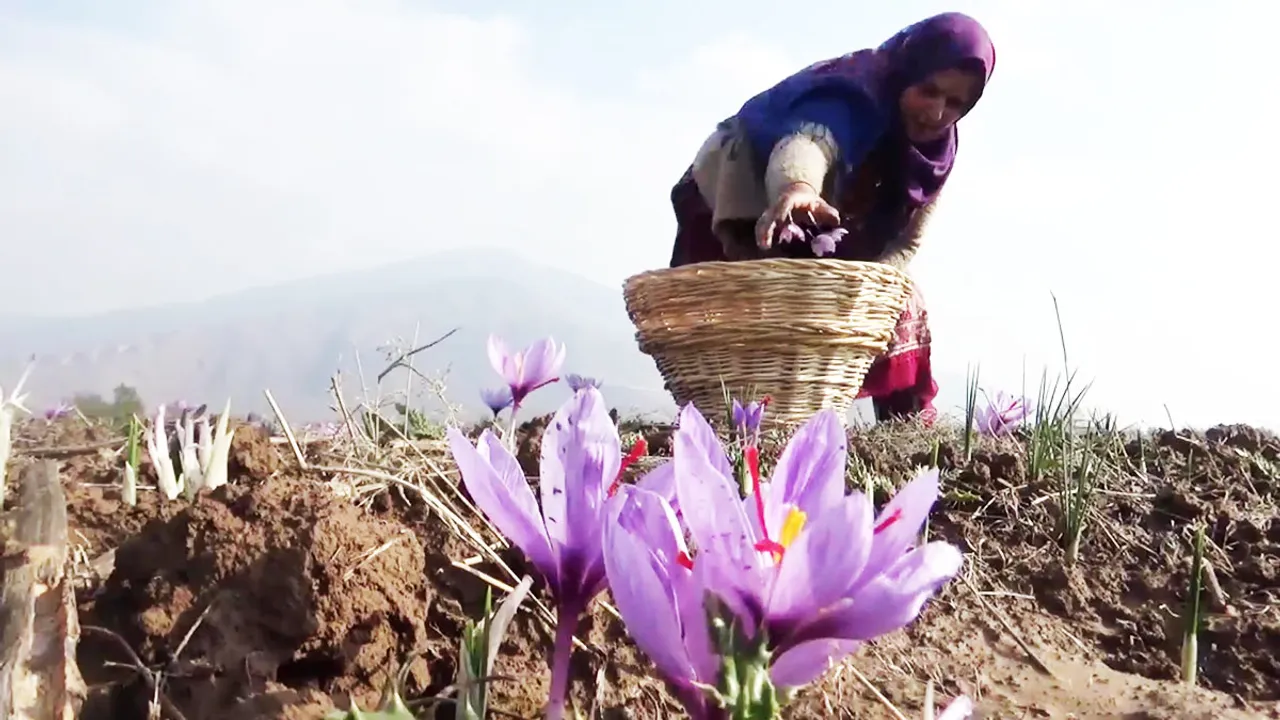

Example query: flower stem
[506,401,522,453]
[545,602,581,720]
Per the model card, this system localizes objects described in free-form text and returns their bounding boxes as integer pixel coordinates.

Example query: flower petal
[636,461,678,514]
[767,492,872,624]
[523,337,566,387]
[676,403,733,478]
[486,335,512,380]
[764,409,847,533]
[812,541,963,642]
[541,387,618,600]
[673,426,764,626]
[768,638,861,688]
[614,485,716,684]
[603,489,695,684]
[864,468,940,578]
[448,428,557,583]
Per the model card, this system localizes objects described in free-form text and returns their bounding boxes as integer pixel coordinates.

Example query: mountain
[0,249,677,423]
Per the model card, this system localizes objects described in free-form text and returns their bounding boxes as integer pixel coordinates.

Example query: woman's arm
[764,123,839,202]
[876,194,940,270]
[761,93,880,203]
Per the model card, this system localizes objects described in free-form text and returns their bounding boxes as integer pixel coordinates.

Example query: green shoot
[1182,524,1206,685]
[122,414,142,506]
[1025,296,1092,481]
[324,658,418,720]
[1059,426,1098,565]
[457,575,534,720]
[962,364,980,462]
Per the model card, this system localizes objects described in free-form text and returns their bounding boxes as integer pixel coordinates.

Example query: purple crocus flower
[44,402,73,421]
[486,334,566,407]
[810,227,848,257]
[974,391,1028,437]
[565,373,601,392]
[777,222,806,245]
[730,397,768,443]
[479,386,514,416]
[604,403,963,708]
[447,385,618,719]
[603,484,718,717]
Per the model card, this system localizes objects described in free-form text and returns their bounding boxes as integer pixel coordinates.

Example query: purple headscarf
[735,13,996,234]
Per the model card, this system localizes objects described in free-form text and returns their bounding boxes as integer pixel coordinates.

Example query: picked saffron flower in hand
[486,334,566,407]
[479,386,514,416]
[777,222,806,245]
[604,403,963,717]
[974,390,1028,437]
[447,386,623,720]
[565,373,601,392]
[810,227,848,257]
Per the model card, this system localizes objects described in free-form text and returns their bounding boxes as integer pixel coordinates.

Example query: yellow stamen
[770,507,808,563]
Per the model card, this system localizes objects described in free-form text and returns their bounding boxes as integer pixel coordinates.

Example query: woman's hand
[755,181,841,250]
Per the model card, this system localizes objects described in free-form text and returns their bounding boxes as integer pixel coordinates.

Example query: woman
[667,12,995,425]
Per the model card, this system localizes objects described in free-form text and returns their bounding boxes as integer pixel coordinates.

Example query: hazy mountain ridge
[0,250,676,422]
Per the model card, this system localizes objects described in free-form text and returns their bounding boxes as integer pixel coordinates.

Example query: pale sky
[1,0,1274,429]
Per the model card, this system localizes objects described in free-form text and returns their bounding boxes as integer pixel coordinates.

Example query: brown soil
[4,416,1279,719]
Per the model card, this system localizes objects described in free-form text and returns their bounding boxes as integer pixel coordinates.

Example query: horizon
[1,1,1274,430]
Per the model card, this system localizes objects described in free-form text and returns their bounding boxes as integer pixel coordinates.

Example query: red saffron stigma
[745,447,785,557]
[675,551,694,570]
[873,507,903,535]
[607,438,648,498]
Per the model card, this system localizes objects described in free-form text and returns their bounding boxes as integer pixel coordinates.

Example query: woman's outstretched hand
[755,182,841,250]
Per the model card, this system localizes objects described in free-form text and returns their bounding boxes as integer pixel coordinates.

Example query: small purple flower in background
[810,227,848,257]
[565,373,601,392]
[974,391,1028,437]
[44,402,73,421]
[302,421,341,439]
[731,397,769,444]
[487,335,565,408]
[480,386,514,416]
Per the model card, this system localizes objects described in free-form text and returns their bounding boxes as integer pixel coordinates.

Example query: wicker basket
[623,259,913,428]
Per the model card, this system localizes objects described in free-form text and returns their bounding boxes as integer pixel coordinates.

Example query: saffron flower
[603,403,963,717]
[731,397,768,444]
[777,223,806,245]
[810,227,847,257]
[447,385,642,720]
[974,391,1028,437]
[486,335,566,407]
[603,484,718,717]
[479,386,514,416]
[565,373,601,392]
[44,402,73,421]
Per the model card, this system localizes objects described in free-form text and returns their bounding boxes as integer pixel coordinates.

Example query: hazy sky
[1,0,1274,429]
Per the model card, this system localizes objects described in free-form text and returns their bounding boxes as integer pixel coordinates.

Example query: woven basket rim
[623,257,911,288]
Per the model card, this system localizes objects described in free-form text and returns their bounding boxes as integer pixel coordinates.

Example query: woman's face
[898,68,982,143]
